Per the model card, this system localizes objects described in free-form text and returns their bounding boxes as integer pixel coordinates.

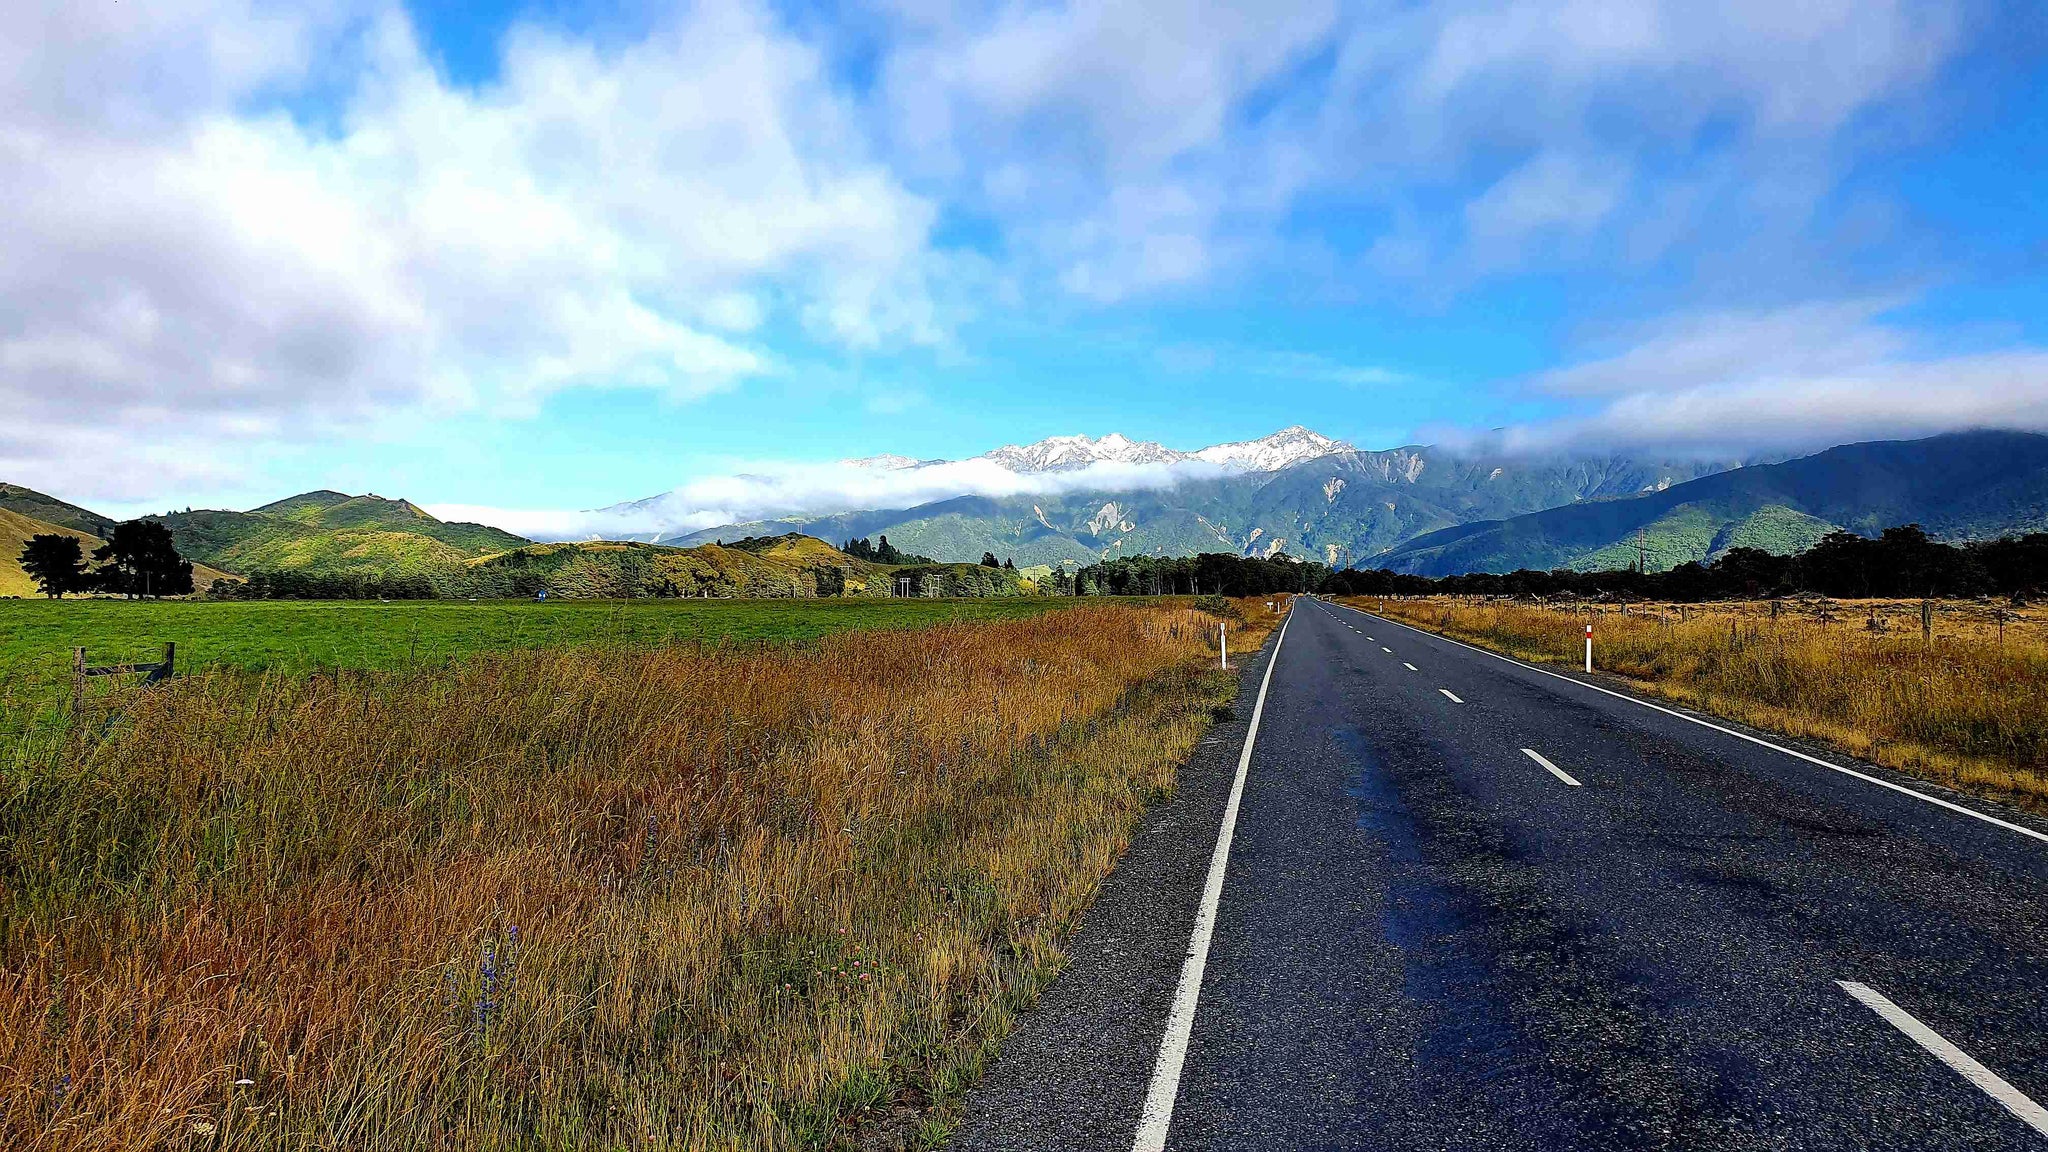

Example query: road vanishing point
[951,597,2048,1151]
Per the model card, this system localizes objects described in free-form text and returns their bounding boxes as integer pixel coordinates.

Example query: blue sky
[7,0,2048,530]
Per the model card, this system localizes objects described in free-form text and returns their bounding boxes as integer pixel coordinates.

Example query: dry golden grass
[1352,595,2048,813]
[1,599,1279,1150]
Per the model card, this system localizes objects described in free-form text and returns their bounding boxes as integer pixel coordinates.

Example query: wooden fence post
[73,647,86,717]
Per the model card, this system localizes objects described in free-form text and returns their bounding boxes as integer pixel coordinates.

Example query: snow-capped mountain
[957,427,1353,474]
[840,453,924,470]
[582,427,1356,539]
[1193,426,1349,472]
[555,426,1744,564]
[976,432,1195,473]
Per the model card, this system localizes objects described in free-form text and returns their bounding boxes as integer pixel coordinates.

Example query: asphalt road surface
[951,597,2048,1151]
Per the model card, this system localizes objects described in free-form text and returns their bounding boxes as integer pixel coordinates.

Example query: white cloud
[1462,151,1631,265]
[1496,298,2048,455]
[876,0,1964,297]
[1529,297,1912,397]
[1,0,938,499]
[0,0,2002,507]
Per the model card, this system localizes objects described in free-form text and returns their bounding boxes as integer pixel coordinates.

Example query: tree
[980,552,1001,568]
[19,533,87,598]
[92,520,193,598]
[1002,557,1015,570]
[875,535,904,565]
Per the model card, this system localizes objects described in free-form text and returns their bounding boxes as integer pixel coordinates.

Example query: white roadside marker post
[1585,621,1594,673]
[1220,623,1228,670]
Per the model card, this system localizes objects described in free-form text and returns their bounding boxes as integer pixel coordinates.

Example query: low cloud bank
[1440,298,2048,459]
[428,456,1237,542]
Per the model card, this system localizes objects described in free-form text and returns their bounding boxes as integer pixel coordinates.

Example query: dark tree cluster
[1075,552,1330,597]
[719,534,799,554]
[17,520,193,598]
[839,535,934,565]
[208,570,440,601]
[1318,525,2048,603]
[978,552,1015,569]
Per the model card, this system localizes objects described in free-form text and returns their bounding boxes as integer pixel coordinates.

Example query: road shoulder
[945,630,1283,1152]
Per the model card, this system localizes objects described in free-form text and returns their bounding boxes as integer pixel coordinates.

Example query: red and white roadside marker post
[1585,621,1594,673]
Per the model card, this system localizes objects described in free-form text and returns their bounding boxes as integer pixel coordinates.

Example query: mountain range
[642,428,1740,567]
[1377,431,2048,575]
[635,428,2048,576]
[8,428,2048,593]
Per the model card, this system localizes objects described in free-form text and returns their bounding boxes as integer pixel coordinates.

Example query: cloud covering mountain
[430,427,1355,540]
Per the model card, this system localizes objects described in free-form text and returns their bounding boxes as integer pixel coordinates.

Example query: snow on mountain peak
[976,433,1188,473]
[968,427,1347,474]
[840,453,923,470]
[1193,426,1350,471]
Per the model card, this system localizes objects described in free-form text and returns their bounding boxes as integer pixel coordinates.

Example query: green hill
[250,490,355,519]
[0,483,117,538]
[1378,431,2048,575]
[151,493,529,577]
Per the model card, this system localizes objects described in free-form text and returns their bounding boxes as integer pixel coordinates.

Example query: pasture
[0,596,1076,730]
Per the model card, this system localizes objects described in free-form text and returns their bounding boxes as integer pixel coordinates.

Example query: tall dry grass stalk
[2,601,1277,1150]
[1357,596,2048,812]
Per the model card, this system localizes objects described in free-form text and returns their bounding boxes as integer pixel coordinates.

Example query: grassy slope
[0,509,101,598]
[0,483,116,538]
[1711,505,1836,556]
[0,597,1075,727]
[464,539,859,598]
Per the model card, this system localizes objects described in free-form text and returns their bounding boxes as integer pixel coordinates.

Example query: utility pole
[1636,527,1647,575]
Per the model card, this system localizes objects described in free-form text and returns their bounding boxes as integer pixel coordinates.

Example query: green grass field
[0,597,1074,732]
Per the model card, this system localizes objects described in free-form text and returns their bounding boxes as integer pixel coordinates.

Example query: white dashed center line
[1838,981,2048,1136]
[1521,748,1582,787]
[1382,646,1393,654]
[1403,663,1417,671]
[1439,689,1463,703]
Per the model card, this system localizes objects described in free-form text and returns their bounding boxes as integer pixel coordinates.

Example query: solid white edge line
[1346,604,2048,848]
[1521,747,1582,787]
[1131,601,1294,1152]
[1439,688,1463,703]
[1838,981,2048,1135]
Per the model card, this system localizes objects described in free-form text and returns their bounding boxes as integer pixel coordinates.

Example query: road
[950,596,2048,1151]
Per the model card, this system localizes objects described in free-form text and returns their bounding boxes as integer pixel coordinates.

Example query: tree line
[32,519,2046,604]
[206,570,441,601]
[1320,526,2048,602]
[1074,553,1331,597]
[18,521,194,598]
